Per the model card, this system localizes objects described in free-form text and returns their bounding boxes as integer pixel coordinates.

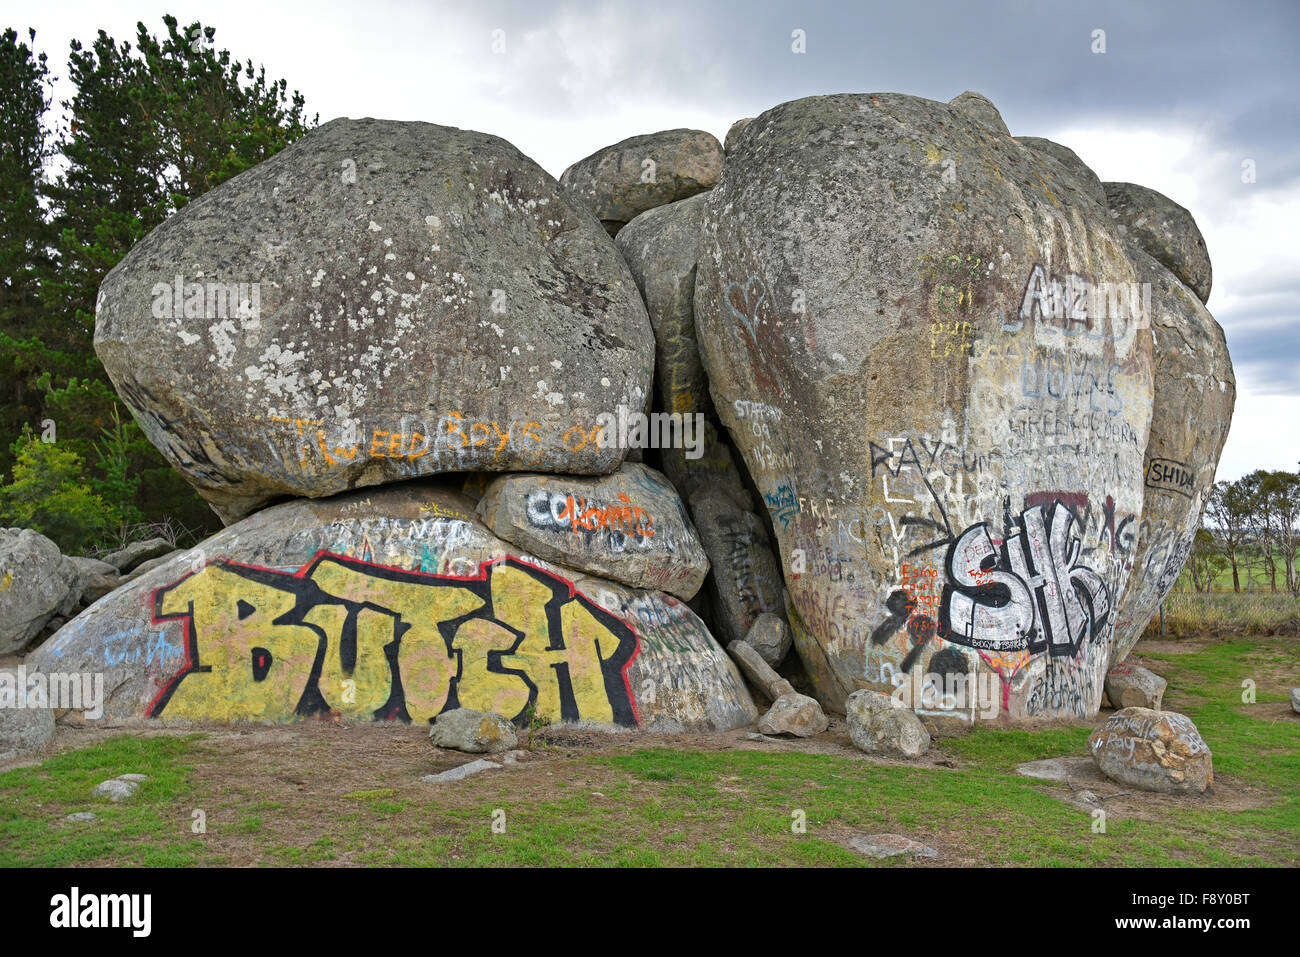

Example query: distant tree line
[1189,470,1300,596]
[0,15,314,554]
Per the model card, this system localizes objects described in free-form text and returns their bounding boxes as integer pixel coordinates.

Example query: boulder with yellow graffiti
[25,483,756,733]
[94,118,655,524]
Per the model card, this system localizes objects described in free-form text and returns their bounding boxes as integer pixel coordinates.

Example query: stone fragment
[422,759,501,783]
[848,833,938,859]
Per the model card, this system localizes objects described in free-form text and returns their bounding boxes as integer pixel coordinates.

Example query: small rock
[429,708,518,754]
[117,773,150,782]
[846,690,931,759]
[1290,688,1299,714]
[1068,789,1102,812]
[499,750,528,766]
[744,731,780,742]
[559,128,723,234]
[64,811,97,823]
[124,551,185,581]
[744,613,792,668]
[422,759,501,783]
[1088,707,1213,794]
[848,833,938,860]
[93,778,140,802]
[100,538,174,574]
[756,692,828,738]
[1104,663,1167,711]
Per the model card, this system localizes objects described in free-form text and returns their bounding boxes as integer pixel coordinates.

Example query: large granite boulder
[25,484,755,733]
[1088,707,1213,794]
[559,129,723,236]
[615,193,712,416]
[0,529,77,654]
[475,463,710,600]
[95,118,653,523]
[695,92,1157,721]
[1104,182,1212,304]
[1109,245,1234,665]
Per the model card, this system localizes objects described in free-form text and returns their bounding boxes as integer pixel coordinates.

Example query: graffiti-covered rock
[1110,245,1234,665]
[475,463,710,600]
[1104,182,1212,303]
[429,708,518,753]
[25,483,756,733]
[1088,707,1213,794]
[95,118,653,523]
[695,92,1161,722]
[559,129,723,236]
[0,529,77,654]
[615,193,711,417]
[846,690,931,759]
[691,491,786,646]
[1103,662,1167,711]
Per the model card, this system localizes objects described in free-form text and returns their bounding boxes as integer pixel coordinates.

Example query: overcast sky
[14,0,1299,481]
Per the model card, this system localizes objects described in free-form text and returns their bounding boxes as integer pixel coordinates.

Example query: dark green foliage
[0,15,316,551]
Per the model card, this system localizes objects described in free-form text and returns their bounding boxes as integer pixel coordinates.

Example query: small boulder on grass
[429,708,517,754]
[1104,663,1167,711]
[1088,707,1212,794]
[756,692,827,738]
[846,690,930,759]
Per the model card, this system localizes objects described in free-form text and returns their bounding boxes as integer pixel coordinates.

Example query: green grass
[0,637,1294,867]
[0,734,209,866]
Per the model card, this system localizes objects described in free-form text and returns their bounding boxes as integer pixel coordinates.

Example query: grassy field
[0,632,1295,867]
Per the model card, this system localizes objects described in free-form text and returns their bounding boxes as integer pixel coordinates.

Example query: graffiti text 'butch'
[150,555,640,726]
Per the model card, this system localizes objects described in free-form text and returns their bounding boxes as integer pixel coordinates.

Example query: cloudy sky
[15,0,1299,480]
